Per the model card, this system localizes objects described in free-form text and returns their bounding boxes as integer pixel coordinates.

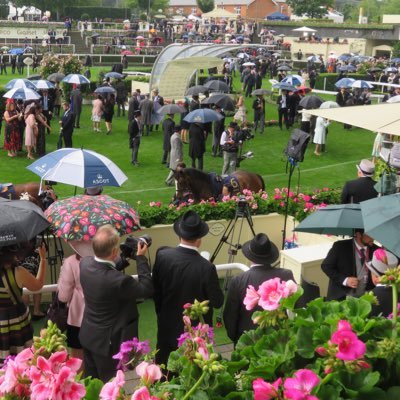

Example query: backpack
[284,129,310,163]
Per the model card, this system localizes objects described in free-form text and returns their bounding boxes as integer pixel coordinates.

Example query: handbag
[47,293,68,332]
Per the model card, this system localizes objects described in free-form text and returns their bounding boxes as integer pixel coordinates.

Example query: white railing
[22,263,249,295]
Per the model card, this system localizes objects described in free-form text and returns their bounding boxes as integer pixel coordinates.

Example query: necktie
[360,248,366,267]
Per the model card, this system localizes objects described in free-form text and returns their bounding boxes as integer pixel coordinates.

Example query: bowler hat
[173,210,209,240]
[242,233,279,264]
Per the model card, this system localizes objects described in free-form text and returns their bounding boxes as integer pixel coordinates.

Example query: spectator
[70,85,83,129]
[92,94,104,133]
[103,93,115,135]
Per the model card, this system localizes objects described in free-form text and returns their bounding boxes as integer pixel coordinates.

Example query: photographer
[220,121,240,176]
[79,225,153,382]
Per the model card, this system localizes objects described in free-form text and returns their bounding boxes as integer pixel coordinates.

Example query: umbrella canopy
[27,74,42,80]
[351,80,374,89]
[5,78,37,90]
[121,50,134,55]
[154,14,166,18]
[292,26,317,32]
[185,85,209,96]
[62,74,90,85]
[204,80,230,93]
[136,35,145,40]
[307,55,320,63]
[183,109,223,123]
[27,148,128,188]
[252,89,273,96]
[277,64,292,71]
[266,11,289,21]
[385,67,398,73]
[3,87,41,101]
[1,46,9,51]
[91,33,100,38]
[299,95,324,109]
[202,94,235,111]
[281,74,303,86]
[360,194,400,257]
[157,104,186,115]
[8,48,24,55]
[295,86,312,94]
[368,67,382,73]
[104,72,124,79]
[272,82,296,91]
[386,95,400,103]
[24,46,33,53]
[320,101,339,109]
[295,204,363,236]
[94,86,116,94]
[242,62,256,67]
[237,52,249,59]
[338,65,357,72]
[45,195,140,241]
[47,73,65,83]
[33,79,55,90]
[0,198,50,246]
[335,78,356,88]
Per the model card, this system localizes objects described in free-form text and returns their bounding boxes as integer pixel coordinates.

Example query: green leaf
[356,387,387,400]
[317,384,343,400]
[339,370,380,393]
[224,359,249,375]
[282,287,304,310]
[296,326,316,358]
[341,296,372,319]
[83,378,104,400]
[386,386,400,400]
[191,390,209,400]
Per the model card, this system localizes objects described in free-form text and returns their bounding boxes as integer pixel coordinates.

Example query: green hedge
[262,20,393,30]
[314,73,369,91]
[63,7,130,20]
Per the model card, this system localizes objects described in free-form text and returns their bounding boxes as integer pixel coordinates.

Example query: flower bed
[135,187,341,228]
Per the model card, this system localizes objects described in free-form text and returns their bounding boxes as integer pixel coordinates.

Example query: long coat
[169,132,183,170]
[162,118,175,152]
[139,98,153,125]
[223,265,295,343]
[70,89,82,115]
[152,246,224,365]
[189,122,205,159]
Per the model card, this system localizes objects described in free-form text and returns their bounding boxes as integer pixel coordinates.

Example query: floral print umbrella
[45,195,140,241]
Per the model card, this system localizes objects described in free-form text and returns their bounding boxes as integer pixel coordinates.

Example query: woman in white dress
[234,93,247,124]
[313,116,330,156]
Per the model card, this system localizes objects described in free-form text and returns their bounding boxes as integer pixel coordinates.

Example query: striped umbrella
[5,78,37,90]
[33,80,55,90]
[3,87,41,101]
[62,74,91,85]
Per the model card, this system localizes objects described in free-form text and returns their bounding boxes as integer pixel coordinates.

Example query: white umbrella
[386,95,400,103]
[62,74,90,85]
[3,87,41,101]
[292,26,317,32]
[351,80,374,89]
[5,78,37,90]
[319,101,339,109]
[33,79,55,90]
[237,52,249,59]
[242,62,255,67]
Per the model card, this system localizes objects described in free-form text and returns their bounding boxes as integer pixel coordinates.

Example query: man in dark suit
[79,224,153,382]
[341,159,378,204]
[161,114,175,165]
[252,95,265,134]
[129,110,142,166]
[152,211,224,365]
[40,89,54,134]
[368,249,398,318]
[321,231,377,301]
[70,85,83,128]
[223,233,295,344]
[212,106,225,157]
[277,90,290,130]
[336,87,352,129]
[58,101,74,148]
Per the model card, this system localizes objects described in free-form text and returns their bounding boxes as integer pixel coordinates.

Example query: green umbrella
[361,193,400,257]
[295,204,363,236]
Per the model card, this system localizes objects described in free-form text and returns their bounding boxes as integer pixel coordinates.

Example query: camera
[38,190,55,210]
[235,128,254,143]
[236,195,249,216]
[120,234,152,260]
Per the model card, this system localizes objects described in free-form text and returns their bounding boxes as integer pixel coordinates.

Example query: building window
[191,7,197,14]
[235,6,241,14]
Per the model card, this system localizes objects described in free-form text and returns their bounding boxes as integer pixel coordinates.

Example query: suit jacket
[277,94,288,110]
[223,266,295,343]
[370,286,394,318]
[321,239,376,300]
[70,89,82,114]
[152,246,224,349]
[189,123,206,158]
[139,99,153,125]
[79,256,153,356]
[61,108,74,135]
[129,118,141,148]
[162,118,175,151]
[336,91,351,107]
[169,132,183,170]
[341,177,378,204]
[128,97,140,121]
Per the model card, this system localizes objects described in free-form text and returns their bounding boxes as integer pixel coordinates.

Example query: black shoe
[106,131,111,135]
[75,126,80,129]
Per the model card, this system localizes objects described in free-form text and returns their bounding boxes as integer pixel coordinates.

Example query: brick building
[168,0,290,19]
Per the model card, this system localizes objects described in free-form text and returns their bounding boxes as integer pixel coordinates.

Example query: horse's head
[38,185,58,210]
[173,168,192,201]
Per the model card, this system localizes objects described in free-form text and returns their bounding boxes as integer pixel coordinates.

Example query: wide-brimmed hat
[242,233,279,264]
[173,210,209,240]
[69,240,94,257]
[366,248,398,276]
[356,159,375,177]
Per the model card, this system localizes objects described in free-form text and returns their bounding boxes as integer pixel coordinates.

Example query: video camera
[234,128,254,143]
[119,234,152,267]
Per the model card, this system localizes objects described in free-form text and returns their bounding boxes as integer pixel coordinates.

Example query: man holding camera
[79,225,153,382]
[220,121,239,176]
[152,211,224,365]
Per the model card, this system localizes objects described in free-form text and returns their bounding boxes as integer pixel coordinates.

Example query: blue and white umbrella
[62,74,91,85]
[27,148,128,188]
[335,78,356,88]
[281,74,303,86]
[351,80,374,89]
[307,55,320,63]
[183,109,223,123]
[272,82,297,91]
[385,66,398,73]
[94,86,116,94]
[391,58,400,63]
[338,65,357,72]
[104,72,124,79]
[3,87,41,101]
[5,79,37,90]
[8,48,24,55]
[32,80,55,90]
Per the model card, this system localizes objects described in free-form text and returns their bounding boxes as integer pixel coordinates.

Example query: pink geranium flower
[253,377,282,400]
[131,386,160,400]
[283,369,320,400]
[243,285,260,310]
[100,370,125,400]
[136,362,162,386]
[331,320,366,361]
[257,278,286,311]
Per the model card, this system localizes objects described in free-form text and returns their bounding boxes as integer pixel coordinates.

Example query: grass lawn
[1,67,376,206]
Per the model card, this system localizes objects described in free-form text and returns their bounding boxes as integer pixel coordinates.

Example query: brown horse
[0,182,57,210]
[174,168,265,203]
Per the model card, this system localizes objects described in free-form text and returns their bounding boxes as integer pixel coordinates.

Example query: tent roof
[306,103,400,136]
[202,7,238,19]
[292,26,317,32]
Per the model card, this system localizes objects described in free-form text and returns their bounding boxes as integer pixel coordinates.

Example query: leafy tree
[125,0,168,13]
[286,0,334,19]
[197,0,214,13]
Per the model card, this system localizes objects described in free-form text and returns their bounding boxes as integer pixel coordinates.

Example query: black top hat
[173,210,209,240]
[242,233,279,264]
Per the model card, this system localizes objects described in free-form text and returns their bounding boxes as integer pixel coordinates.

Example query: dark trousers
[143,124,151,136]
[73,112,81,128]
[278,108,290,129]
[0,65,7,74]
[131,137,140,164]
[117,101,125,116]
[212,132,222,156]
[191,156,203,170]
[42,110,52,133]
[63,131,73,148]
[161,150,170,164]
[83,348,117,383]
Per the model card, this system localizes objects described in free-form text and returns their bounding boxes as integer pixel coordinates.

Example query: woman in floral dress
[3,99,22,157]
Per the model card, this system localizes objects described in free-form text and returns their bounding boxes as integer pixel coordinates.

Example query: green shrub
[80,13,90,21]
[63,7,130,20]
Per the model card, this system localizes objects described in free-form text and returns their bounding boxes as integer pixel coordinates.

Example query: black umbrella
[47,73,65,83]
[185,85,208,96]
[299,95,324,109]
[0,198,50,246]
[91,33,101,37]
[368,67,382,73]
[277,65,292,71]
[202,94,235,111]
[204,80,230,93]
[27,74,42,81]
[157,104,186,115]
[252,89,273,96]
